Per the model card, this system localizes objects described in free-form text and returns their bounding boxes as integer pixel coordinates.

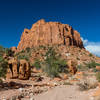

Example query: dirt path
[34,85,90,100]
[0,89,20,100]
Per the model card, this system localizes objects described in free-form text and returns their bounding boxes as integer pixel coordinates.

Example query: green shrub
[77,64,88,71]
[95,63,100,66]
[77,61,100,72]
[45,64,59,77]
[26,47,31,53]
[20,50,25,53]
[89,53,93,57]
[0,45,5,56]
[0,56,8,78]
[85,61,100,68]
[0,56,4,63]
[5,48,14,56]
[0,60,8,78]
[0,45,9,78]
[17,55,29,61]
[85,61,97,69]
[43,47,67,78]
[33,59,41,69]
[84,61,100,72]
[39,45,46,49]
[0,45,14,57]
[96,72,100,82]
[77,82,90,91]
[15,48,31,61]
[77,78,97,91]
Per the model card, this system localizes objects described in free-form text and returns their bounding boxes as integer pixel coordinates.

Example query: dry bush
[77,77,98,91]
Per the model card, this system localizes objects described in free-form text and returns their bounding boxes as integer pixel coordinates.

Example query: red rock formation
[18,59,30,80]
[7,58,31,80]
[17,19,84,51]
[67,60,77,74]
[11,47,17,53]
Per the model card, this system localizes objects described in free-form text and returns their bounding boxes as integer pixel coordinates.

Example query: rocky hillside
[1,20,100,100]
[16,19,100,65]
[17,19,84,52]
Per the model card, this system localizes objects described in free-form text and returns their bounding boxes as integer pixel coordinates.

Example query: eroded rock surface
[19,59,30,80]
[7,58,30,80]
[17,19,84,52]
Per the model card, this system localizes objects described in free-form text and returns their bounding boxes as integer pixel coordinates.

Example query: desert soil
[0,83,98,100]
[0,75,98,100]
[34,85,90,100]
[0,85,90,100]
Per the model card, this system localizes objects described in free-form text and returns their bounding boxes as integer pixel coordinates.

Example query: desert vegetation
[77,61,100,72]
[96,72,100,82]
[43,47,67,77]
[33,47,67,78]
[0,20,100,100]
[15,48,31,61]
[0,46,9,78]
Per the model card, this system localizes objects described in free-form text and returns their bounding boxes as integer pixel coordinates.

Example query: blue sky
[0,0,100,56]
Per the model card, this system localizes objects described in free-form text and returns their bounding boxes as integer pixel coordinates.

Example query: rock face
[11,47,17,53]
[17,19,84,52]
[7,58,30,80]
[7,58,18,78]
[18,59,30,80]
[67,60,77,74]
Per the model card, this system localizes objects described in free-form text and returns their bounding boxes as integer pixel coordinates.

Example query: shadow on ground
[0,81,31,91]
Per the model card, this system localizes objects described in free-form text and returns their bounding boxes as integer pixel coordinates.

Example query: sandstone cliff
[17,19,84,51]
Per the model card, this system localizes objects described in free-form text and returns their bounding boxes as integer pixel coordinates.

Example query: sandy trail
[0,89,20,100]
[34,85,89,100]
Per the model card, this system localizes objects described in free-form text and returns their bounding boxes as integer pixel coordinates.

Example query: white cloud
[81,37,100,57]
[85,45,100,57]
[81,37,88,45]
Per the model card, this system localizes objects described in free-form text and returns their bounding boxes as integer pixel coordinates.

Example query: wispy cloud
[81,37,100,57]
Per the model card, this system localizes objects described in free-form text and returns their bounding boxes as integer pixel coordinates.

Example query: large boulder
[7,58,31,80]
[7,58,18,79]
[18,59,30,80]
[96,66,100,71]
[17,19,84,52]
[67,60,77,74]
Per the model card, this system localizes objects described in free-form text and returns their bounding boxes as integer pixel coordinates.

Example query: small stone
[90,97,94,100]
[18,88,24,92]
[29,93,34,97]
[2,97,6,100]
[30,96,34,100]
[10,96,16,100]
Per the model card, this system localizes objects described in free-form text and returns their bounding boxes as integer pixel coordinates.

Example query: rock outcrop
[11,47,17,53]
[67,60,77,74]
[18,59,30,80]
[17,19,84,52]
[7,58,30,80]
[7,58,18,78]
